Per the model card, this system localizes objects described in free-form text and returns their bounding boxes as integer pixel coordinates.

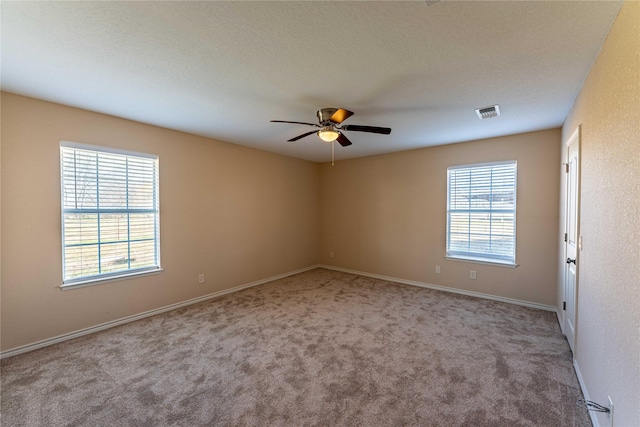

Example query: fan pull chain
[332,140,335,166]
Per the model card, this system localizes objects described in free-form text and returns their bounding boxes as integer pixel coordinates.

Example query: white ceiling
[1,1,623,163]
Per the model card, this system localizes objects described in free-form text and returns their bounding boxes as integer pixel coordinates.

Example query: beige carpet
[1,268,590,426]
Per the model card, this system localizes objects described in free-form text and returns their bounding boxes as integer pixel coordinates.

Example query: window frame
[59,141,162,289]
[446,160,517,267]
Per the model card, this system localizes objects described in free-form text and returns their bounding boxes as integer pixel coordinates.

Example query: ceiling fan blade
[342,124,392,135]
[329,108,354,124]
[287,130,318,142]
[271,120,319,127]
[337,133,352,147]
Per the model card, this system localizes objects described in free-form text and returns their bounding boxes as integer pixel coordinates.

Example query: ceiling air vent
[475,105,500,119]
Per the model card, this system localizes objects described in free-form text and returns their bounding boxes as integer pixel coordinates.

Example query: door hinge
[563,301,566,310]
[564,233,568,242]
[564,163,569,173]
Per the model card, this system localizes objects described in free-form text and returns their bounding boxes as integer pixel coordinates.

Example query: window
[446,161,516,265]
[60,142,161,287]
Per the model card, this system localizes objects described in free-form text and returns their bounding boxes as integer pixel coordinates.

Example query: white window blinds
[60,142,160,285]
[447,161,517,265]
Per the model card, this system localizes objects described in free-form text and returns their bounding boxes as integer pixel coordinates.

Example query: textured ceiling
[1,1,623,162]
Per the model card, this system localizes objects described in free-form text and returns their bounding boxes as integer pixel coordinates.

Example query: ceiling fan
[271,108,392,147]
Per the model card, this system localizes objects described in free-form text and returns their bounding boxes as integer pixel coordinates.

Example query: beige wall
[1,93,320,351]
[319,129,561,307]
[561,1,640,426]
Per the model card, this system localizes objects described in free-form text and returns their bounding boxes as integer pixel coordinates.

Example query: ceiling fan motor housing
[317,108,339,124]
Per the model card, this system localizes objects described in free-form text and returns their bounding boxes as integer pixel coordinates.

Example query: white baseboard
[0,265,320,360]
[574,359,600,427]
[319,264,557,312]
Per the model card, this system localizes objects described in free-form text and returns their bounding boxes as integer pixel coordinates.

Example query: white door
[563,126,580,354]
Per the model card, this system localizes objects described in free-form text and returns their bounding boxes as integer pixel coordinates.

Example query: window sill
[60,268,163,291]
[445,256,518,268]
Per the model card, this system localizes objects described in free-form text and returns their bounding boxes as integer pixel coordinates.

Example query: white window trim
[446,160,517,267]
[444,256,518,268]
[59,141,161,289]
[60,268,164,290]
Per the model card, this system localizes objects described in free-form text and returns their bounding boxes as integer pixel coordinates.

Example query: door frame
[562,125,581,353]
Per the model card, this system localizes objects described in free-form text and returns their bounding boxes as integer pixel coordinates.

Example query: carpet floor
[1,268,591,426]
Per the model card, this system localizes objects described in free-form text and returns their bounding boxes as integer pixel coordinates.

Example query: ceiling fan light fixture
[318,127,339,142]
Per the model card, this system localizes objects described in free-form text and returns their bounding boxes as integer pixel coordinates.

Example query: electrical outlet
[607,396,614,427]
[435,265,441,274]
[470,270,477,280]
[330,251,334,258]
[198,273,205,284]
